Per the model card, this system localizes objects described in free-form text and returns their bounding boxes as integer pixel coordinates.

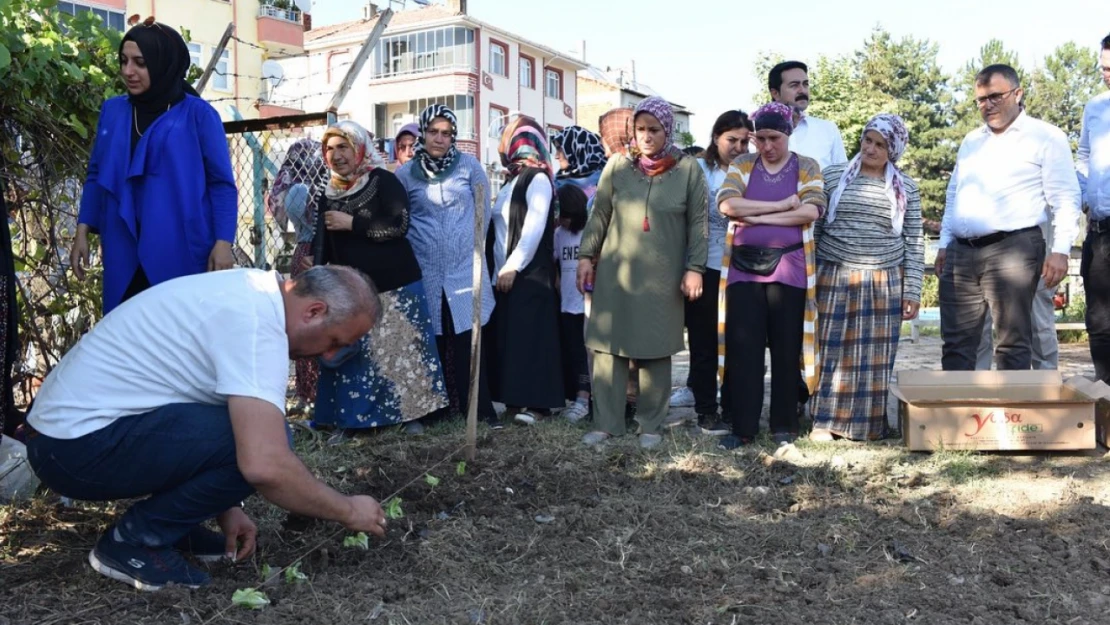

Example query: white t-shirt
[553,225,584,314]
[29,269,290,439]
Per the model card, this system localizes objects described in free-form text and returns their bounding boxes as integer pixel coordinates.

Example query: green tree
[954,39,1029,132]
[1026,41,1104,149]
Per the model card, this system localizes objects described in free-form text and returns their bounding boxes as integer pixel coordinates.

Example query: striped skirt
[811,262,902,441]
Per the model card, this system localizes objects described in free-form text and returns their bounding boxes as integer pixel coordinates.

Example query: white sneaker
[669,387,695,408]
[563,402,590,423]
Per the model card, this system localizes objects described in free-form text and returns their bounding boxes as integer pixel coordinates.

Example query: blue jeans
[27,403,255,549]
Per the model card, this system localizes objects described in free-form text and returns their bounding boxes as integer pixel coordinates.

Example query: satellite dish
[262,60,285,90]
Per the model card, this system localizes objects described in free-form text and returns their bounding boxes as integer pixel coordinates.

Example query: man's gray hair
[291,265,381,325]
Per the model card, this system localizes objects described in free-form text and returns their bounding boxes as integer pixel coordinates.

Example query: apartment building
[271,0,587,169]
[577,65,694,143]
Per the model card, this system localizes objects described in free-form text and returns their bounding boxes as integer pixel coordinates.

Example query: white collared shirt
[940,112,1082,255]
[789,114,848,170]
[1078,91,1110,220]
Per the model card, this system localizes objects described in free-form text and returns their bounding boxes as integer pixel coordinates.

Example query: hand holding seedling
[217,507,258,562]
[343,495,388,537]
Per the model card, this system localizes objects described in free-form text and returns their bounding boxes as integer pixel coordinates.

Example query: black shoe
[624,402,637,426]
[173,526,229,563]
[482,414,504,430]
[698,414,729,436]
[718,434,750,450]
[772,431,798,445]
[90,530,211,591]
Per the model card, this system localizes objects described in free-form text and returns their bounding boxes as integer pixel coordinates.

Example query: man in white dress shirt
[767,60,848,170]
[1078,34,1110,382]
[937,64,1082,370]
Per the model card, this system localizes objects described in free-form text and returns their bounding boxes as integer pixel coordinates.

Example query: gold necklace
[133,103,172,138]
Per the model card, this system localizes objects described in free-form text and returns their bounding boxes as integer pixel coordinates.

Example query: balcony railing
[259,4,301,23]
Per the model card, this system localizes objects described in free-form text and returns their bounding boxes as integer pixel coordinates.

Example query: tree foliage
[1,0,122,381]
[753,29,1105,226]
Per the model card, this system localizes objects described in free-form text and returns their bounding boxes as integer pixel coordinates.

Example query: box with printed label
[891,370,1096,452]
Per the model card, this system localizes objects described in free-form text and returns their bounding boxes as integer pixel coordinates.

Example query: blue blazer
[78,95,237,313]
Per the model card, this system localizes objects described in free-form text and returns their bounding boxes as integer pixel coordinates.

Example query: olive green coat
[579,155,708,359]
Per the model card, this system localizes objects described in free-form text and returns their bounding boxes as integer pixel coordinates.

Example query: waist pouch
[730,242,804,277]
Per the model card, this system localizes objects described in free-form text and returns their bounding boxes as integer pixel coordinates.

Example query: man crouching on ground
[24,265,386,590]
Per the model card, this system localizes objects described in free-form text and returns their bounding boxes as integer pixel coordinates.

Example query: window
[212,49,230,91]
[406,94,475,138]
[57,2,125,31]
[489,105,508,139]
[519,55,534,89]
[328,51,350,84]
[545,68,562,100]
[374,27,475,78]
[489,41,507,77]
[187,42,202,71]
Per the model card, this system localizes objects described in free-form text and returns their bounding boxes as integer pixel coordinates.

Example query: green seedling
[284,562,307,584]
[260,563,274,581]
[456,461,467,476]
[343,532,370,550]
[231,588,270,610]
[425,474,440,487]
[385,497,404,520]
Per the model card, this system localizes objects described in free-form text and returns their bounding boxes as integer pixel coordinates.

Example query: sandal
[808,429,835,442]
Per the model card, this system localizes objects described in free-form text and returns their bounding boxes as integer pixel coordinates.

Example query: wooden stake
[195,23,235,95]
[465,179,487,461]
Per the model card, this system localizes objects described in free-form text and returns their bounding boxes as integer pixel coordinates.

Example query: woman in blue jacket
[69,20,237,313]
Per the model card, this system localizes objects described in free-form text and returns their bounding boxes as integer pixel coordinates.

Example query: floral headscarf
[599,107,633,157]
[751,101,795,136]
[553,126,607,178]
[321,120,384,199]
[827,113,911,234]
[498,115,554,182]
[414,104,460,181]
[630,96,682,177]
[268,138,327,225]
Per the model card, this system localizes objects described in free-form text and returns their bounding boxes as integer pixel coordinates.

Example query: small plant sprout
[456,461,467,476]
[284,562,308,584]
[425,474,440,487]
[260,563,274,581]
[343,532,370,550]
[231,588,270,610]
[385,497,404,520]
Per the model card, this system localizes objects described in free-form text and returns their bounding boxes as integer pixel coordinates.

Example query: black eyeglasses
[975,88,1018,108]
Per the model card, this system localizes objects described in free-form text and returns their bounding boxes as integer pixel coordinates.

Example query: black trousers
[434,293,496,420]
[684,268,721,415]
[1082,228,1110,383]
[940,227,1045,370]
[560,312,590,399]
[120,266,152,304]
[725,281,806,439]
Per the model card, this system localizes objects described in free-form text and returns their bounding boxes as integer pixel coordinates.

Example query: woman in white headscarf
[810,113,924,441]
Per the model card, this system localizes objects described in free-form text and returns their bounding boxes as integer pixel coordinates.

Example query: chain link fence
[223,112,332,273]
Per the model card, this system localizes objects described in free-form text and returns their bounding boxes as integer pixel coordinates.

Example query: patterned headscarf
[414,104,460,181]
[268,138,327,223]
[751,102,795,136]
[321,120,384,199]
[630,96,682,177]
[827,113,911,235]
[553,126,607,178]
[498,115,555,182]
[599,107,633,157]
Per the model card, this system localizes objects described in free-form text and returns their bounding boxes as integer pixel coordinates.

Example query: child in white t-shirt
[553,185,590,423]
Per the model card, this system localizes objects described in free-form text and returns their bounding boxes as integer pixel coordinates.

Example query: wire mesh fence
[222,112,332,273]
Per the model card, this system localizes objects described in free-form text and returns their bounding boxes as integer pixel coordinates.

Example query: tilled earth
[1,338,1109,625]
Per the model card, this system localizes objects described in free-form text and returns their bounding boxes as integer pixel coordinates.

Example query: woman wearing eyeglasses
[396,105,499,427]
[68,20,237,314]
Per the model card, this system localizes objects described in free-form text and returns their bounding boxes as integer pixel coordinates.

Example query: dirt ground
[2,337,1110,625]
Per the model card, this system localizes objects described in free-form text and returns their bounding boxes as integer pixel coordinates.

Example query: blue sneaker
[89,530,211,591]
[174,526,229,564]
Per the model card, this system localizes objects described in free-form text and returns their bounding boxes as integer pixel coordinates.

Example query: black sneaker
[174,526,229,564]
[482,414,504,430]
[698,414,730,436]
[89,530,211,591]
[772,431,798,445]
[718,434,750,450]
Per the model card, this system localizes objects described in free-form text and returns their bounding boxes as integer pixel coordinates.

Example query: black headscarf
[120,21,199,150]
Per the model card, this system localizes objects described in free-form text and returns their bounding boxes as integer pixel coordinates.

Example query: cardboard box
[891,370,1096,451]
[1062,376,1110,448]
